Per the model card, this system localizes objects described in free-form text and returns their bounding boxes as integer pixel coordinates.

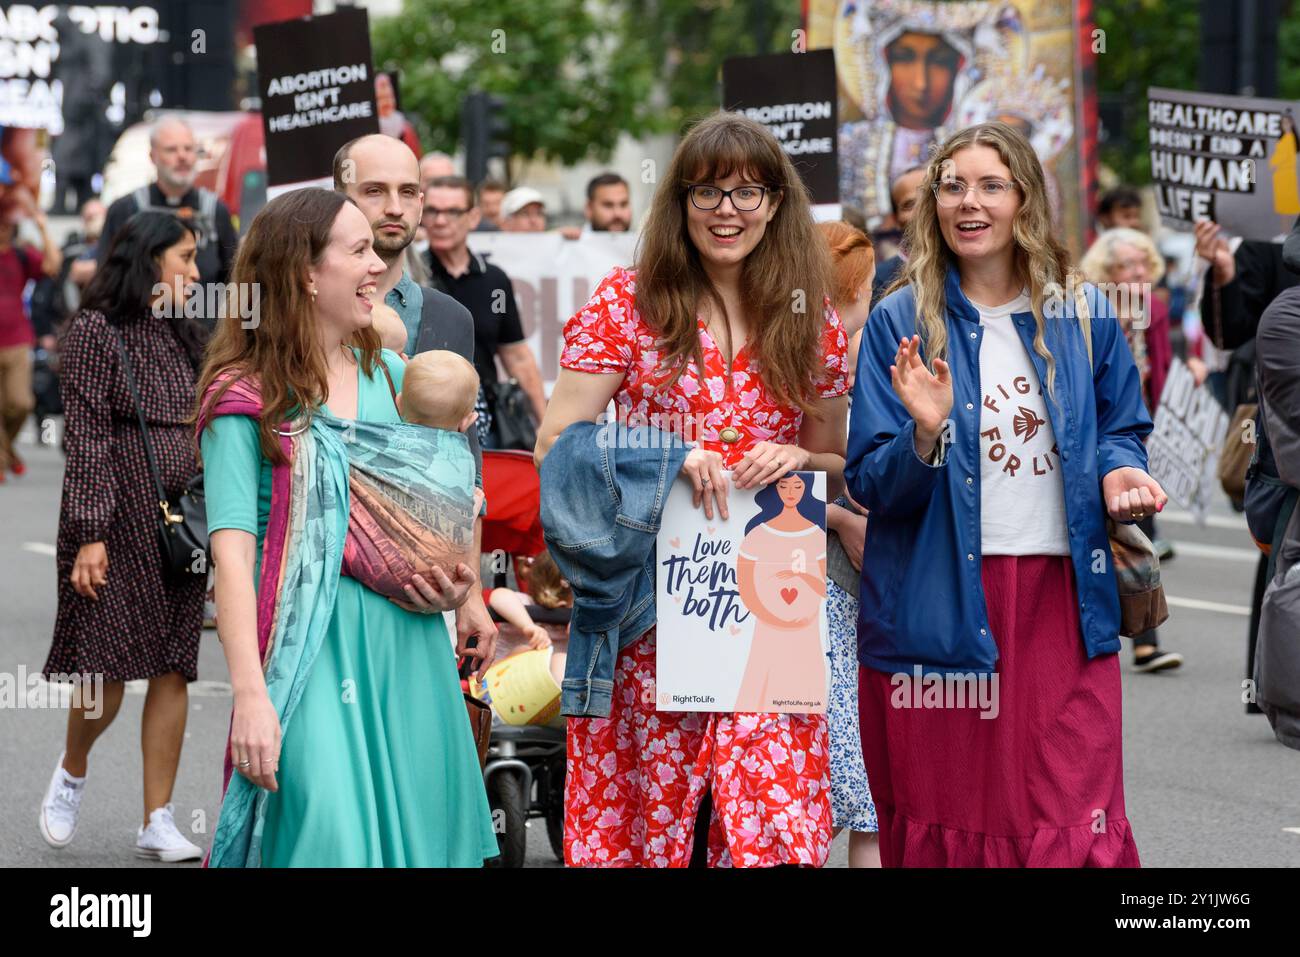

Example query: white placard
[1146,357,1232,523]
[655,470,829,714]
[466,231,637,392]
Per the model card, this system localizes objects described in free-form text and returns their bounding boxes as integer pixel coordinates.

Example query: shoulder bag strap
[197,189,218,247]
[376,355,398,402]
[109,326,171,518]
[1073,272,1094,369]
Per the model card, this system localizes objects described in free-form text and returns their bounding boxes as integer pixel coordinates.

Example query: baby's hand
[526,625,551,649]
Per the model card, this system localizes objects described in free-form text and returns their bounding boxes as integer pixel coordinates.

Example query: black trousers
[1247,552,1268,713]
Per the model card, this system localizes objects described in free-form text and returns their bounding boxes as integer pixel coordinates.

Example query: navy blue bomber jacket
[844,266,1153,676]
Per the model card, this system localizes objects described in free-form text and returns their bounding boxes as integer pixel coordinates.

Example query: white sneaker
[135,804,203,862]
[39,752,85,848]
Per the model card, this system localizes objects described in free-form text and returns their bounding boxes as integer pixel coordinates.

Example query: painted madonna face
[886,31,962,129]
[776,474,806,507]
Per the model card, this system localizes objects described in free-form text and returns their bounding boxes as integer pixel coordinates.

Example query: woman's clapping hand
[890,335,952,457]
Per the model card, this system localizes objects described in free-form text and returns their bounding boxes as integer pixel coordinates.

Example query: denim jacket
[844,266,1152,675]
[539,421,689,717]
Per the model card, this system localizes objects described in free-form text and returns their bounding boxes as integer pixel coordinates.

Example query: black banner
[722,49,839,206]
[254,7,378,188]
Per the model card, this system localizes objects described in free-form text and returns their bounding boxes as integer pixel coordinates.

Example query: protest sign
[254,7,378,190]
[0,3,167,135]
[464,231,637,391]
[1146,357,1231,523]
[805,0,1089,253]
[723,49,839,216]
[1148,86,1300,241]
[656,471,829,714]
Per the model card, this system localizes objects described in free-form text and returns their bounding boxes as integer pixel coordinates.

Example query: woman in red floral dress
[535,113,849,867]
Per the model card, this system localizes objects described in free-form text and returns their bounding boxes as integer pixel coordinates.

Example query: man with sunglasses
[423,175,546,445]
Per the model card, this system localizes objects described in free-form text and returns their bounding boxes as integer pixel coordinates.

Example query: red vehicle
[215,111,266,228]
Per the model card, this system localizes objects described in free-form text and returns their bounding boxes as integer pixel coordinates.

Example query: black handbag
[111,330,209,581]
[490,378,537,452]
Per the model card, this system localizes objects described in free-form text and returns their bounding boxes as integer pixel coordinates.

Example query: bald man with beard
[333,132,499,674]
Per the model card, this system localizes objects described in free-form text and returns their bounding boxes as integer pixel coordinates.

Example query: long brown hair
[892,122,1079,397]
[194,188,382,464]
[635,112,832,413]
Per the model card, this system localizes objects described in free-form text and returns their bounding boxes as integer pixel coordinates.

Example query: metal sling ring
[273,416,313,438]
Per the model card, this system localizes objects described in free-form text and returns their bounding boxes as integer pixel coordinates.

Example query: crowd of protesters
[9,100,1296,869]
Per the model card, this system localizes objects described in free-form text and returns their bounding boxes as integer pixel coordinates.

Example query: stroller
[477,449,567,868]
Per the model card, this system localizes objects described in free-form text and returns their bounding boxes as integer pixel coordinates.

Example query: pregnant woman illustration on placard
[735,473,828,712]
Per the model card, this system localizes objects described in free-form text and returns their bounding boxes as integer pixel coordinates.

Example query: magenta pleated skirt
[857,555,1140,867]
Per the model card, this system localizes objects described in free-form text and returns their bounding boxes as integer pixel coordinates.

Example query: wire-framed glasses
[932,179,1019,207]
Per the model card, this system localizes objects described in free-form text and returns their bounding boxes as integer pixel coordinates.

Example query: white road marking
[1159,509,1249,531]
[1166,595,1251,617]
[123,679,232,697]
[1283,827,1300,836]
[1166,541,1261,563]
[21,542,56,557]
[27,676,232,700]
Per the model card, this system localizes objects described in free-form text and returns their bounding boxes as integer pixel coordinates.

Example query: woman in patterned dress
[39,212,208,861]
[817,221,880,867]
[535,113,849,867]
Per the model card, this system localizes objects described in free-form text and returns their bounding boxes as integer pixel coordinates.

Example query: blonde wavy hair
[890,122,1082,398]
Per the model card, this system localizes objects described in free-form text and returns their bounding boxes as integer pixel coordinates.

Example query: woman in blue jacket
[844,122,1165,867]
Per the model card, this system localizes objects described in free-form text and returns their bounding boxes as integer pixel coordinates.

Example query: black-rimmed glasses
[424,206,471,220]
[687,184,771,212]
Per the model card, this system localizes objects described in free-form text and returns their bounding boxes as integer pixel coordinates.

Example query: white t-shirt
[975,292,1071,556]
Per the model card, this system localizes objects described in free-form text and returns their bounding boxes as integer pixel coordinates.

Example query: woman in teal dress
[197,188,497,867]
